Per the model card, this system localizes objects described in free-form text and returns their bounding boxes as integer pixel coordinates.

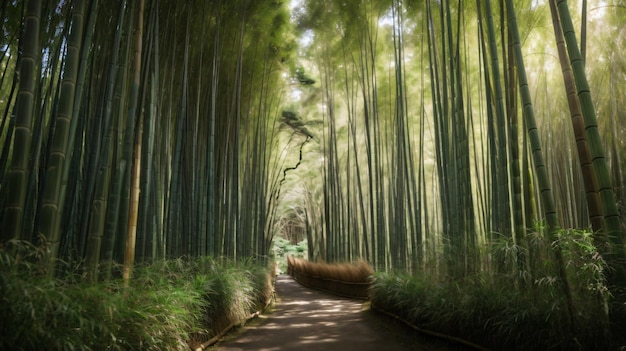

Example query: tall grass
[0,241,273,351]
[287,256,374,299]
[288,256,373,283]
[370,228,619,350]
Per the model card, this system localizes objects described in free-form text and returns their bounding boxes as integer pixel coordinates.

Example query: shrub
[0,241,273,350]
[272,237,307,274]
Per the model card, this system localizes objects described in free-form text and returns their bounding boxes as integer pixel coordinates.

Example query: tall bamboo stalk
[123,0,145,287]
[84,0,128,281]
[2,0,41,242]
[506,0,576,328]
[548,0,603,236]
[39,0,86,272]
[553,0,626,291]
[137,0,158,262]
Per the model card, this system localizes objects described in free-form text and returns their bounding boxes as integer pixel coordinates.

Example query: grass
[369,228,624,350]
[0,240,274,351]
[4,229,621,350]
[286,255,374,298]
[371,272,561,349]
[287,255,373,283]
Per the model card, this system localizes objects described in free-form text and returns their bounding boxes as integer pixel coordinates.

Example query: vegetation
[371,228,619,350]
[0,240,273,351]
[1,1,291,345]
[287,255,373,299]
[287,255,373,284]
[1,0,626,349]
[282,0,626,348]
[272,236,307,274]
[0,0,298,271]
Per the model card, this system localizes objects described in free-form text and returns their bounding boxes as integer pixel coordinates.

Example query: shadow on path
[213,275,470,351]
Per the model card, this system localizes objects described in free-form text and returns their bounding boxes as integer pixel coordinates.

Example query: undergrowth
[0,240,273,351]
[288,255,373,283]
[272,236,307,274]
[370,228,625,350]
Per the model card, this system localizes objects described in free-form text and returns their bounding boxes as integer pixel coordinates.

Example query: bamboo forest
[1,0,625,350]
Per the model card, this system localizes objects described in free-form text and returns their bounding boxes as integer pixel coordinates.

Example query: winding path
[212,275,470,351]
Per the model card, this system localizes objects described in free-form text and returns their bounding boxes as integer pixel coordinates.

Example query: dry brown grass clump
[287,256,373,283]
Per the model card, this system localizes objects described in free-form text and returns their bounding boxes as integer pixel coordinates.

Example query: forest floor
[210,275,474,351]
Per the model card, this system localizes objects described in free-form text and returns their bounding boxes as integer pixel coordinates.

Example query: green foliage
[370,229,618,350]
[0,241,273,351]
[1,0,625,348]
[272,236,307,274]
[294,66,316,85]
[281,110,314,138]
[552,229,610,303]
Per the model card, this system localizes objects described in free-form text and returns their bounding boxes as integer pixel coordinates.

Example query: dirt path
[212,275,471,351]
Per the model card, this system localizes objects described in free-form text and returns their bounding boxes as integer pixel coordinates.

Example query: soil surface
[211,275,473,351]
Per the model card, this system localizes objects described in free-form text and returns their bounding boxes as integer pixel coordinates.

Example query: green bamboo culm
[481,0,515,274]
[1,0,41,242]
[39,0,87,274]
[547,0,604,236]
[553,0,626,290]
[123,0,145,288]
[505,0,577,329]
[137,0,159,262]
[62,0,99,257]
[84,0,128,282]
[484,0,511,242]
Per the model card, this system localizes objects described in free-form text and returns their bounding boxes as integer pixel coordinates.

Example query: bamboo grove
[0,0,301,281]
[1,0,626,330]
[279,0,626,328]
